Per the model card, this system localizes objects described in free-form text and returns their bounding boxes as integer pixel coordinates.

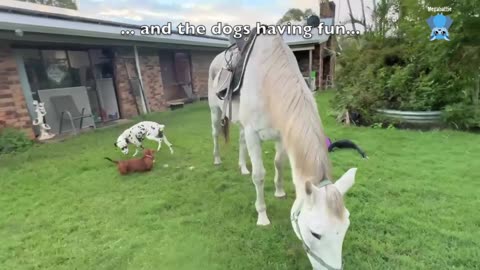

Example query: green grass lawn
[1,91,479,270]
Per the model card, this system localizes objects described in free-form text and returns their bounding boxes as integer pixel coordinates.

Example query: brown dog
[105,149,155,175]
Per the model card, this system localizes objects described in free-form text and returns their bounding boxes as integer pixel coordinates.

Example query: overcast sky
[77,0,374,34]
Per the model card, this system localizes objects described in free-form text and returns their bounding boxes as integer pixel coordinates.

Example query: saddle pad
[216,27,260,100]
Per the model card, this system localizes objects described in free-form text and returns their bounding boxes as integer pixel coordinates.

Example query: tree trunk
[346,0,358,34]
[360,0,367,31]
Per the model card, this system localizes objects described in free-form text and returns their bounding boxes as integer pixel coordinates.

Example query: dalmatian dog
[114,121,174,156]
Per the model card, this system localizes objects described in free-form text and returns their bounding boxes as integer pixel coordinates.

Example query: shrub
[0,128,34,154]
[333,0,479,130]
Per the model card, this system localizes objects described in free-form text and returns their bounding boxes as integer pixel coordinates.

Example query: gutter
[0,12,230,48]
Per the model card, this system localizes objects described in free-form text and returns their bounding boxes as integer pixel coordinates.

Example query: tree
[16,0,77,10]
[277,8,317,25]
[346,0,358,33]
[360,0,367,29]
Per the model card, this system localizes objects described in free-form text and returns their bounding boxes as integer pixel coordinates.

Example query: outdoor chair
[50,95,96,135]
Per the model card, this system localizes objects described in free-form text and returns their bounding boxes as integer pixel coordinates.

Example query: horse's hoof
[214,159,222,165]
[257,214,271,226]
[275,192,287,199]
[257,218,271,226]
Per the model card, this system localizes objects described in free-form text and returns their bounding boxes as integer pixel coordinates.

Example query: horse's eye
[311,231,322,240]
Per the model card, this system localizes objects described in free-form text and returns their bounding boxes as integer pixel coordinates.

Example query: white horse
[208,49,288,201]
[216,31,358,270]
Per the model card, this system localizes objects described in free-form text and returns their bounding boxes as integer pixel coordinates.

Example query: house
[0,0,336,139]
[285,1,337,91]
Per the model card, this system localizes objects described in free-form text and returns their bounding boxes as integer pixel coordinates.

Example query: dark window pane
[21,49,47,99]
[41,50,74,89]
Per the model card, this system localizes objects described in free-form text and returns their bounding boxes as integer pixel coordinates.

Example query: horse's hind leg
[245,127,270,226]
[210,106,222,165]
[238,127,250,175]
[273,141,287,199]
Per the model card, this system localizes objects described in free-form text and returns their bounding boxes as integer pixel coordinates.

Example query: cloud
[98,9,143,21]
[84,0,283,31]
[284,0,318,10]
[81,0,375,34]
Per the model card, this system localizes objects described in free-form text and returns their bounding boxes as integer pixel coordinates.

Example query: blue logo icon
[426,13,453,41]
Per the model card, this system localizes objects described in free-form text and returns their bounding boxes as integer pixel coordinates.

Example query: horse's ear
[335,168,357,196]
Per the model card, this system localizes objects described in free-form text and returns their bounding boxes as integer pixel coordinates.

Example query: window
[41,50,77,89]
[21,49,45,100]
[22,49,96,95]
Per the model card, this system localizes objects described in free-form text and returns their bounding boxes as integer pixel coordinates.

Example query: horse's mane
[258,33,345,218]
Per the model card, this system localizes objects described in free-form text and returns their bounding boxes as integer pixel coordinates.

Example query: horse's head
[291,168,357,270]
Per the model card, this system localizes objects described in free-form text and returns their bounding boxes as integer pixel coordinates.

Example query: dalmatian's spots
[114,121,174,156]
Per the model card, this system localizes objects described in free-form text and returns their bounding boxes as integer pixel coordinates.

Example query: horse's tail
[104,157,118,164]
[221,116,230,143]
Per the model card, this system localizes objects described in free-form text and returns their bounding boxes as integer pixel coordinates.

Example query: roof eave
[0,12,229,48]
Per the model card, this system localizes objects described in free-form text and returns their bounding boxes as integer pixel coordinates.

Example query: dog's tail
[329,139,368,159]
[104,157,118,164]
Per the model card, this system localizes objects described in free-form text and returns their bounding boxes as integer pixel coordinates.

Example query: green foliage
[334,0,480,130]
[0,128,34,154]
[277,8,317,25]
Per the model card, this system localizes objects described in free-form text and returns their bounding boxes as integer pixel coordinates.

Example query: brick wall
[0,44,34,138]
[320,1,336,19]
[114,47,221,115]
[139,48,166,112]
[191,50,220,98]
[113,48,140,118]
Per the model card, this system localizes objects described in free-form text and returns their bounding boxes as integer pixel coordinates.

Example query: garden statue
[32,100,55,141]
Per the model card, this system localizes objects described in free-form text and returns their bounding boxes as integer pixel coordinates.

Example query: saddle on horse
[215,27,260,100]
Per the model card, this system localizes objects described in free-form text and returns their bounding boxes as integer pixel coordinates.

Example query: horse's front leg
[244,127,270,226]
[238,127,250,175]
[273,141,287,198]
